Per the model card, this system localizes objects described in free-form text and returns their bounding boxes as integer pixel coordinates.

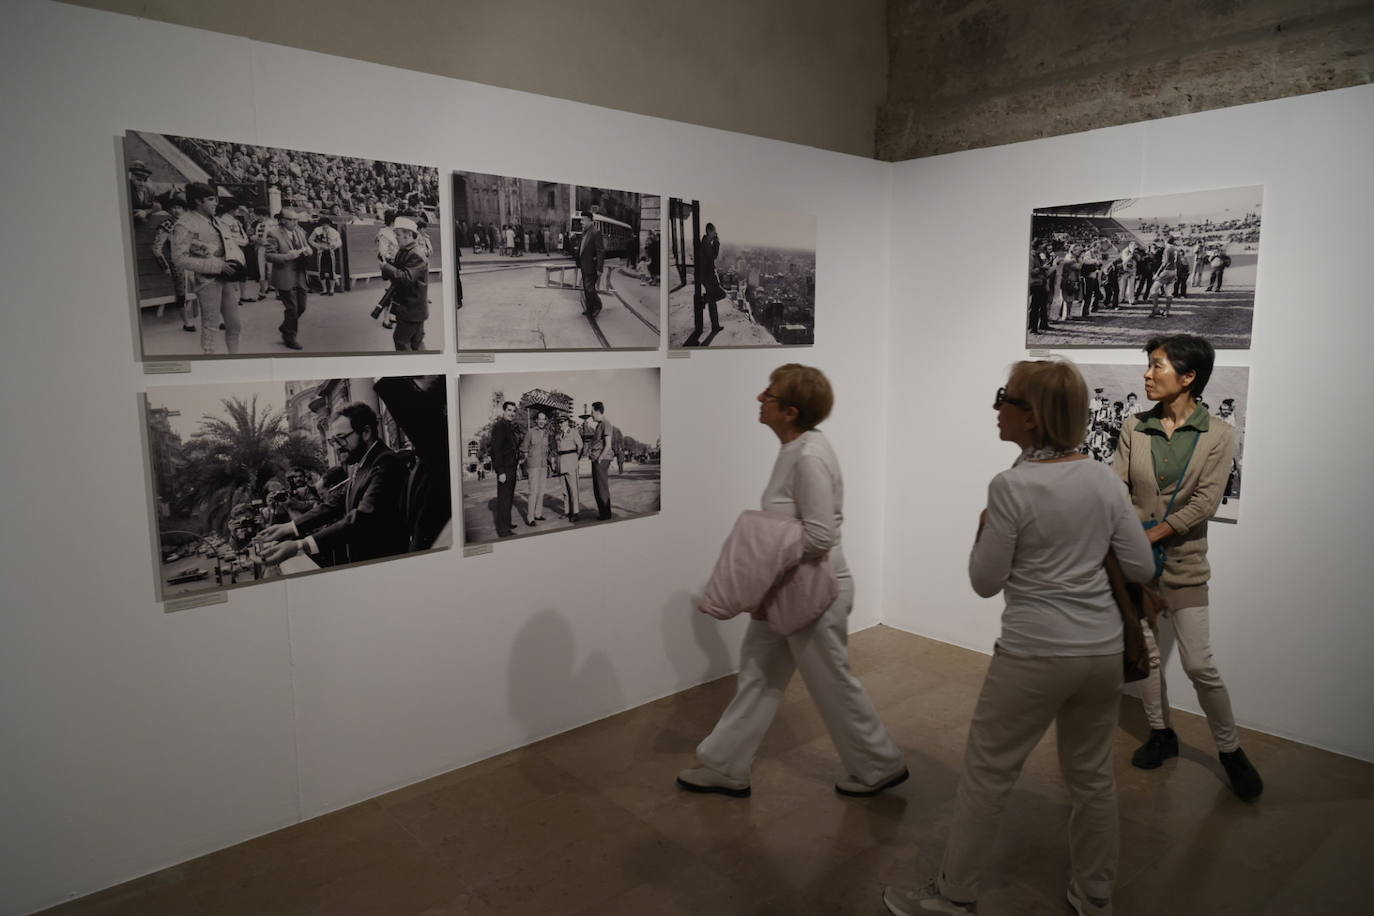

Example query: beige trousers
[194,278,241,354]
[1140,605,1239,752]
[939,650,1121,903]
[696,579,904,785]
[526,466,548,521]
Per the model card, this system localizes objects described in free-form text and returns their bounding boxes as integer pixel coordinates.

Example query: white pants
[1140,605,1239,752]
[696,579,904,784]
[526,466,547,520]
[940,650,1121,903]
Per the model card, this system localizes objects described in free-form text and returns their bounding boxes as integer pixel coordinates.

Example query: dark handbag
[1143,431,1200,578]
[1104,549,1163,682]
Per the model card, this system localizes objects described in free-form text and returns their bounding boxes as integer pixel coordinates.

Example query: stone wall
[60,0,888,157]
[878,0,1374,160]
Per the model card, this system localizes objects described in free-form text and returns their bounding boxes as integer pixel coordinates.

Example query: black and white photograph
[458,369,661,544]
[124,131,443,358]
[1078,363,1250,523]
[1027,186,1263,349]
[145,374,451,600]
[452,171,660,351]
[667,197,816,349]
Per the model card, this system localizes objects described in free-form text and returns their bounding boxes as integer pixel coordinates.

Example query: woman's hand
[1145,520,1176,544]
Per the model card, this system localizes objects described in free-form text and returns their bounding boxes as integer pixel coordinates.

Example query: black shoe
[219,323,227,330]
[497,530,513,538]
[1219,748,1264,801]
[182,324,197,332]
[1131,728,1179,769]
[282,337,303,350]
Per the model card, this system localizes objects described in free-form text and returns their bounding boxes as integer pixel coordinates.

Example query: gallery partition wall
[1,2,1371,913]
[883,85,1374,765]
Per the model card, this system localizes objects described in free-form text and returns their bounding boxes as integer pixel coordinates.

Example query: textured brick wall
[878,0,1374,161]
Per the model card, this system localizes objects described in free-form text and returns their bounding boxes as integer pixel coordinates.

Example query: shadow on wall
[507,608,625,744]
[661,587,736,694]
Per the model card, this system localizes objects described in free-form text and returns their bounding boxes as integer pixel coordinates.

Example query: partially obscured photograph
[1077,363,1250,522]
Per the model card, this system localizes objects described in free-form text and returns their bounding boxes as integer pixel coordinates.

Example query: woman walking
[884,358,1155,916]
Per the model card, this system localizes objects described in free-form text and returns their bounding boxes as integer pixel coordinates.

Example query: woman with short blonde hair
[885,356,1155,916]
[765,363,834,432]
[1007,358,1089,453]
[679,363,907,800]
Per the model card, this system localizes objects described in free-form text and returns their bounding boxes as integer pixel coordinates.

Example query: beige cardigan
[1113,409,1236,610]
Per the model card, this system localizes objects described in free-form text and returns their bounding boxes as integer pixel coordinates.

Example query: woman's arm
[792,455,838,561]
[968,475,1020,598]
[1110,482,1157,582]
[1165,423,1236,536]
[1112,416,1133,490]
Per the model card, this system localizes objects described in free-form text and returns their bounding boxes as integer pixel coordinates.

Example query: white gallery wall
[0,3,893,914]
[883,84,1374,764]
[2,2,1372,914]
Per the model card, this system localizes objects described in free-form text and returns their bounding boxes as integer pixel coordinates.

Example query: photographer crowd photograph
[1027,186,1262,349]
[125,130,444,358]
[145,374,450,599]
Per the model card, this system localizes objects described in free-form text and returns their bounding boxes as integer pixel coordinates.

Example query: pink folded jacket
[700,510,839,636]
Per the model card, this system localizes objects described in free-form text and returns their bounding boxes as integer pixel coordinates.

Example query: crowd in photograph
[1028,232,1238,332]
[164,135,439,222]
[133,155,435,352]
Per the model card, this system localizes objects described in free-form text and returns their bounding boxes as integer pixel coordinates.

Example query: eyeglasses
[761,389,782,403]
[994,387,1030,410]
[328,430,356,449]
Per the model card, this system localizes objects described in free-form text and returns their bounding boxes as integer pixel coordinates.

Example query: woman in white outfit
[884,358,1155,916]
[678,363,908,798]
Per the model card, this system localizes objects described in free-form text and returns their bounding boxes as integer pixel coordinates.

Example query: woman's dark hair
[1144,334,1214,400]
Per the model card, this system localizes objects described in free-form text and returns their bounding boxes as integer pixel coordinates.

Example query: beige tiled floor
[45,627,1372,915]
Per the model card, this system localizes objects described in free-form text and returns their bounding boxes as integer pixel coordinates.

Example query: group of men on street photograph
[488,400,618,537]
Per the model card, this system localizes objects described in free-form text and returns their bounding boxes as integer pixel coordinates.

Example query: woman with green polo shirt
[1114,334,1263,801]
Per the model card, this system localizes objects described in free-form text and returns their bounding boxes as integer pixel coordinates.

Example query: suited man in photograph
[694,221,725,340]
[490,401,520,537]
[265,208,314,350]
[374,375,451,551]
[588,401,615,520]
[260,402,408,565]
[579,208,605,317]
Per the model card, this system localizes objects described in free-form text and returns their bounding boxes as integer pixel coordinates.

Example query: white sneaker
[836,765,909,797]
[1067,880,1112,915]
[676,765,750,798]
[882,880,976,915]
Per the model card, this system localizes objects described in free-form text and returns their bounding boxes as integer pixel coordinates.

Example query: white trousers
[1140,605,1239,752]
[696,579,904,783]
[939,650,1121,903]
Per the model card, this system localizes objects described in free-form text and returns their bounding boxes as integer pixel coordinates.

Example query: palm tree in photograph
[174,395,325,535]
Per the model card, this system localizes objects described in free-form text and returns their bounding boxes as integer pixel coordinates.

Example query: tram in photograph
[566,211,635,258]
